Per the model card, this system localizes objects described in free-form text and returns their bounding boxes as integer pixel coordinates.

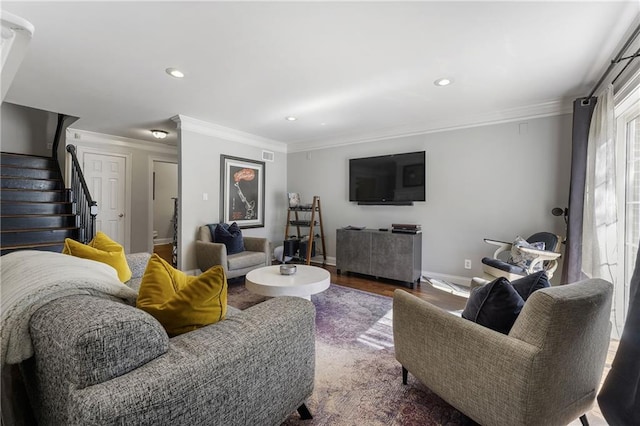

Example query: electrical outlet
[464,259,472,269]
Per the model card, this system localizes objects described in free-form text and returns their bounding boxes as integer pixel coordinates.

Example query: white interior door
[82,152,127,247]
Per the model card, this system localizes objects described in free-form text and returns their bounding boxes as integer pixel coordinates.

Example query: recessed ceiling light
[166,68,184,78]
[434,78,452,86]
[285,116,297,121]
[151,129,168,139]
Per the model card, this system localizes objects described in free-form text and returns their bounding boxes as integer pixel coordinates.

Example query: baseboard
[323,256,337,266]
[421,270,472,287]
[153,238,172,245]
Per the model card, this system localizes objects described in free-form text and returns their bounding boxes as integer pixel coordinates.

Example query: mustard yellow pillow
[63,232,132,283]
[136,254,227,336]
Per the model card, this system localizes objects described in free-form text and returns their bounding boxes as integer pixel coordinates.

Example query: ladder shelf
[284,195,326,265]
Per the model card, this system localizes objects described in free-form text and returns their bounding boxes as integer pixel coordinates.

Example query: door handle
[119,213,124,218]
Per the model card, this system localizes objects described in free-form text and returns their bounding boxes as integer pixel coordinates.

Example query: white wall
[287,114,572,284]
[177,119,288,272]
[153,161,178,241]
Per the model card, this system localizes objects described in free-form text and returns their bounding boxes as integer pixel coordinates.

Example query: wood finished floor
[153,243,173,263]
[324,264,467,312]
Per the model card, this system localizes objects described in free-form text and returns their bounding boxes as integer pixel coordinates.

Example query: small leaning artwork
[220,155,265,228]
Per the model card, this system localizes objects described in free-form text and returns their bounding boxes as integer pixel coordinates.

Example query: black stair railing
[66,144,97,243]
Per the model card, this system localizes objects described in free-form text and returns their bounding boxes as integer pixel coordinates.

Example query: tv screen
[349,151,425,205]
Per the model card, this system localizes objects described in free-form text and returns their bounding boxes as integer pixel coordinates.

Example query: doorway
[78,149,131,250]
[152,160,178,263]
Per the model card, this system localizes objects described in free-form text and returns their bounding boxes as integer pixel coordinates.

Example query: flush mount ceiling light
[165,67,184,78]
[434,78,452,86]
[151,130,168,139]
[285,116,297,121]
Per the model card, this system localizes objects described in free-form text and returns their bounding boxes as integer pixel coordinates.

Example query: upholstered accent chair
[393,278,613,426]
[195,224,270,278]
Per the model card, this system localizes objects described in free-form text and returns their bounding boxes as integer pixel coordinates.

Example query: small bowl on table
[279,264,297,275]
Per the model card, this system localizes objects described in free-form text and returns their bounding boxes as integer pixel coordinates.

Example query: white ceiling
[2,1,639,152]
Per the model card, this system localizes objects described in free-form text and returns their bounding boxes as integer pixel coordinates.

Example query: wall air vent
[262,150,275,162]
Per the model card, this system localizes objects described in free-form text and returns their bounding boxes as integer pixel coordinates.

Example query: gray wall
[178,127,287,272]
[4,100,571,283]
[153,161,178,241]
[287,114,572,284]
[1,102,57,156]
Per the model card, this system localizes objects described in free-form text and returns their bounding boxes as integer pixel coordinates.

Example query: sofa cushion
[511,271,550,300]
[227,251,267,271]
[63,232,132,283]
[214,222,245,255]
[462,277,525,334]
[481,256,527,275]
[136,254,228,336]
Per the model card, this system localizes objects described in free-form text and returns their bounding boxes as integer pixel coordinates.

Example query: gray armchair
[393,278,613,426]
[195,225,270,278]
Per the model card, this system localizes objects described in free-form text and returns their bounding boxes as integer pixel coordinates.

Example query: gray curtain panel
[561,97,597,284]
[598,238,640,425]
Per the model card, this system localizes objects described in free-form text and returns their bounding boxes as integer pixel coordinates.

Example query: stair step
[0,189,68,202]
[1,214,77,230]
[1,152,56,169]
[0,201,74,215]
[0,242,64,256]
[0,177,63,190]
[1,164,59,179]
[0,227,78,246]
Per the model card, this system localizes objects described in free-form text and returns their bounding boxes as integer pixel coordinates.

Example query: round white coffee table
[245,265,330,300]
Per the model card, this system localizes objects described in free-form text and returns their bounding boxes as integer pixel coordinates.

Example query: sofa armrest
[66,296,315,425]
[195,240,227,273]
[392,290,537,424]
[243,237,271,265]
[29,295,168,390]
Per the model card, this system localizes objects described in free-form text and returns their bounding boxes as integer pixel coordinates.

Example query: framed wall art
[220,155,265,228]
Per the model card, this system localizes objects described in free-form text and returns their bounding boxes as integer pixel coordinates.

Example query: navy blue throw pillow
[214,222,245,255]
[511,271,550,301]
[462,277,525,334]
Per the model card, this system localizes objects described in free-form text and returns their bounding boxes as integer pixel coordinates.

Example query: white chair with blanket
[480,232,562,281]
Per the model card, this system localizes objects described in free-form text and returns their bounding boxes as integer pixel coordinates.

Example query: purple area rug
[227,283,462,426]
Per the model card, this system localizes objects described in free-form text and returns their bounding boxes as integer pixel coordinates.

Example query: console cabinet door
[371,232,415,282]
[336,229,371,274]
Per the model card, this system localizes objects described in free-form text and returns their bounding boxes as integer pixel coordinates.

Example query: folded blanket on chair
[1,250,138,364]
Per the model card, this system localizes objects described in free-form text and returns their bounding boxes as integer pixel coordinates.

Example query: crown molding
[172,114,288,153]
[287,99,573,153]
[66,128,178,155]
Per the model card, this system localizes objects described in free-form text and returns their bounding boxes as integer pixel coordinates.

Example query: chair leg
[402,366,408,385]
[579,414,589,426]
[297,403,313,420]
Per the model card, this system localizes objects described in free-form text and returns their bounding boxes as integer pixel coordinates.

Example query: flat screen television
[349,151,425,205]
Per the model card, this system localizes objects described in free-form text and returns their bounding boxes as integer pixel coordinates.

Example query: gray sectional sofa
[10,253,316,425]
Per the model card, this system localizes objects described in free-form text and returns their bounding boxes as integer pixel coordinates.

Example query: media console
[336,228,422,288]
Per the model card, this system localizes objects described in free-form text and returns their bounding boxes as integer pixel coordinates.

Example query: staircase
[1,152,78,255]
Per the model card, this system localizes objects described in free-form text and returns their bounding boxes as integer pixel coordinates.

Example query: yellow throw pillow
[136,254,227,336]
[63,232,132,283]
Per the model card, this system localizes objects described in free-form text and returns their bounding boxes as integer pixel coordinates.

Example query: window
[614,81,640,337]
